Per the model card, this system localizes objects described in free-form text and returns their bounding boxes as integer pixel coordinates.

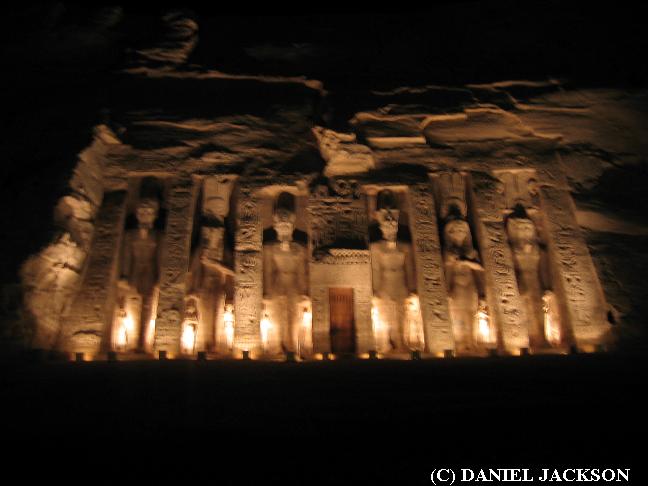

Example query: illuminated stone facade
[21,126,613,359]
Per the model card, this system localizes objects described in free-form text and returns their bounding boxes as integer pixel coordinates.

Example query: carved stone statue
[186,179,235,354]
[116,197,162,352]
[263,206,308,354]
[442,217,486,353]
[370,194,416,352]
[506,206,555,348]
[187,225,233,353]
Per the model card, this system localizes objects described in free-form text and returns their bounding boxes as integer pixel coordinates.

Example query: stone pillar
[153,178,198,356]
[538,186,610,348]
[407,183,453,355]
[469,172,530,353]
[63,191,128,355]
[233,185,263,353]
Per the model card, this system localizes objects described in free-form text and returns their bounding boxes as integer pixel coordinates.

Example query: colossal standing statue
[506,205,557,348]
[442,215,487,352]
[186,180,234,354]
[262,200,309,354]
[370,191,417,352]
[115,197,162,352]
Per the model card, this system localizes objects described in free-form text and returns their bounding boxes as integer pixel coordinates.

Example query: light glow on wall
[405,295,425,350]
[371,298,390,353]
[300,302,313,356]
[224,303,235,350]
[543,293,561,346]
[181,323,196,355]
[115,311,134,350]
[260,312,273,352]
[475,304,495,345]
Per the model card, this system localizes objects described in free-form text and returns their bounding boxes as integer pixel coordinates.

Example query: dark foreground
[2,353,646,485]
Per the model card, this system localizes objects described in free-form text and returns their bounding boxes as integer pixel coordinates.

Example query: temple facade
[28,128,612,361]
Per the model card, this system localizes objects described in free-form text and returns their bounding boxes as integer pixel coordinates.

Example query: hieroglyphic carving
[236,186,263,252]
[234,185,263,352]
[308,179,367,250]
[538,186,610,346]
[153,179,198,354]
[310,285,330,352]
[353,284,374,353]
[406,183,453,354]
[469,171,530,352]
[64,191,128,354]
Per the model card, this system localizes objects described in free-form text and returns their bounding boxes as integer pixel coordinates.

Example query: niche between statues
[431,171,494,355]
[110,176,169,354]
[182,176,236,356]
[366,186,424,355]
[494,169,572,352]
[260,187,311,358]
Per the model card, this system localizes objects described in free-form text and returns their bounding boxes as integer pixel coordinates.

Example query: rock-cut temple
[21,119,613,361]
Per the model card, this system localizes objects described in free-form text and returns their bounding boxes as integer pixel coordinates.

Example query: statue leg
[525,285,547,349]
[138,294,154,352]
[282,295,298,354]
[449,298,464,352]
[126,293,142,352]
[273,296,286,354]
[196,290,212,353]
[388,299,404,351]
[212,290,225,353]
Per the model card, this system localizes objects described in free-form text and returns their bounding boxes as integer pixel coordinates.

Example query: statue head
[200,226,225,262]
[506,205,538,248]
[443,218,474,255]
[184,296,199,318]
[376,208,399,243]
[203,195,229,221]
[376,189,397,212]
[135,198,159,229]
[273,209,295,243]
[201,226,224,249]
[506,217,538,247]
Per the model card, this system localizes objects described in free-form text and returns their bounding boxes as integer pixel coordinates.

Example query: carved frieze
[308,180,368,250]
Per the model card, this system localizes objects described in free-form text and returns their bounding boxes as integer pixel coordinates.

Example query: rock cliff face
[3,5,647,351]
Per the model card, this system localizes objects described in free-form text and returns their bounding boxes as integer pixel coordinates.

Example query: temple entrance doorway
[329,287,356,353]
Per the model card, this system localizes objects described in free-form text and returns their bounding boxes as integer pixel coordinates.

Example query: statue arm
[370,244,381,293]
[443,254,455,292]
[474,265,487,298]
[120,232,131,281]
[298,246,308,296]
[405,245,417,293]
[539,248,553,291]
[186,248,201,293]
[154,231,164,284]
[263,246,273,297]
